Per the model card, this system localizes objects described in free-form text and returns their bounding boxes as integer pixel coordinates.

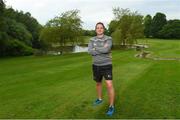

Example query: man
[88,22,115,116]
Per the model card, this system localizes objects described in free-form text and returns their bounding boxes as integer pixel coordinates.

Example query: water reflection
[46,45,88,55]
[73,45,88,53]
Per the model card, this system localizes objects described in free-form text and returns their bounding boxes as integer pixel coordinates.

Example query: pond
[72,45,88,53]
[46,45,88,55]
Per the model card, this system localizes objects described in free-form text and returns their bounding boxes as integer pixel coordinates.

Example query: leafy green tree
[6,39,34,56]
[17,12,42,48]
[127,15,144,44]
[144,15,152,38]
[0,0,6,34]
[112,29,121,45]
[0,0,5,17]
[159,20,180,39]
[4,8,42,48]
[151,12,167,38]
[82,30,96,36]
[0,1,36,56]
[111,8,144,45]
[39,27,60,50]
[6,19,32,46]
[108,20,119,35]
[40,9,83,50]
[0,0,9,56]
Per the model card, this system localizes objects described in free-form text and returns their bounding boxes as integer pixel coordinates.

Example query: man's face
[96,24,104,35]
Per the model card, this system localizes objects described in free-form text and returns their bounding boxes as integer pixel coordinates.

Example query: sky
[6,0,180,30]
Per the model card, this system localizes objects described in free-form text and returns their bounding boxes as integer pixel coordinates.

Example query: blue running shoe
[106,106,115,116]
[93,99,103,106]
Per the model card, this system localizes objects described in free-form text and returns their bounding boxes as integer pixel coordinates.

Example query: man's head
[95,22,105,36]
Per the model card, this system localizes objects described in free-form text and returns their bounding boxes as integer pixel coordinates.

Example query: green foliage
[127,15,144,44]
[144,15,152,38]
[2,39,34,56]
[151,12,167,38]
[0,0,8,38]
[40,9,83,49]
[0,1,42,57]
[39,27,60,49]
[158,20,180,39]
[82,30,96,36]
[112,29,121,45]
[0,0,5,16]
[144,12,180,39]
[6,18,32,46]
[108,20,119,35]
[113,8,131,20]
[111,8,144,45]
[4,8,42,48]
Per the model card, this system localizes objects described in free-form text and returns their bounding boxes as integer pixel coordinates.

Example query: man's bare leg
[105,80,115,106]
[96,82,102,100]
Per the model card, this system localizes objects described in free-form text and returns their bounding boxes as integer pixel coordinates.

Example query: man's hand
[104,43,108,48]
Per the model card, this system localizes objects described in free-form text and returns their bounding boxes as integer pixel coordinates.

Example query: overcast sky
[6,0,180,30]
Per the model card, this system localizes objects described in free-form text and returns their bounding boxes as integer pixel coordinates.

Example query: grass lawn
[0,39,179,118]
[138,38,180,58]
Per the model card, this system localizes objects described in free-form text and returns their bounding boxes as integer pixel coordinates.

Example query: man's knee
[96,82,102,86]
[105,81,113,88]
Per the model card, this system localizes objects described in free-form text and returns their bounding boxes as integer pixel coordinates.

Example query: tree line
[108,8,180,46]
[0,0,42,56]
[0,0,180,57]
[144,13,180,39]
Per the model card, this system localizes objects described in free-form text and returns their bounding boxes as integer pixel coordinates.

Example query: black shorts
[92,64,113,82]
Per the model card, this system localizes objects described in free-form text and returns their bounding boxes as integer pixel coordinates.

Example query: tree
[144,15,152,38]
[40,9,83,52]
[16,11,42,48]
[4,8,42,48]
[39,27,61,50]
[112,29,121,45]
[159,20,180,39]
[0,0,5,17]
[82,29,96,36]
[127,15,144,44]
[0,1,37,56]
[0,0,9,56]
[151,12,167,38]
[108,20,119,35]
[111,8,144,46]
[0,0,7,33]
[5,39,34,56]
[6,18,32,46]
[0,0,6,33]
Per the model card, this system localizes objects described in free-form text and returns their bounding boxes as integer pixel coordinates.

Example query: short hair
[95,22,105,30]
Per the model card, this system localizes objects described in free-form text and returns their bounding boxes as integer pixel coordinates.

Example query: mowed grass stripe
[116,61,180,118]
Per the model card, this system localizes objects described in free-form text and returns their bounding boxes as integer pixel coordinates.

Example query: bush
[6,39,34,56]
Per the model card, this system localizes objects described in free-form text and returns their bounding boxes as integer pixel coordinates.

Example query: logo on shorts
[108,75,111,78]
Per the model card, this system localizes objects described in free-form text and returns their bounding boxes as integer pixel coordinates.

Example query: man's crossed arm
[88,39,112,56]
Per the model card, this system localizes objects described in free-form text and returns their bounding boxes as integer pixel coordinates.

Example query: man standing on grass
[88,22,115,116]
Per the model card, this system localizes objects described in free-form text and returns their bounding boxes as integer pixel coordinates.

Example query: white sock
[109,105,114,108]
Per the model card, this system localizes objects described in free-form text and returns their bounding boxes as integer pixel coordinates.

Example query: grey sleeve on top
[88,40,99,56]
